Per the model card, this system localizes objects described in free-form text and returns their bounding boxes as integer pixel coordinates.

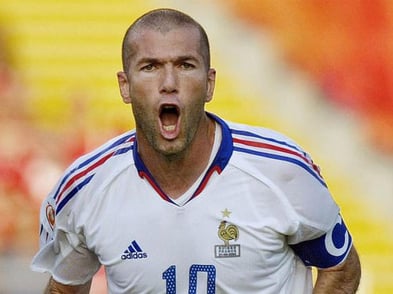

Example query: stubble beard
[135,112,199,162]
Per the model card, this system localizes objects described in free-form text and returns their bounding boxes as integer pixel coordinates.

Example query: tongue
[161,112,178,133]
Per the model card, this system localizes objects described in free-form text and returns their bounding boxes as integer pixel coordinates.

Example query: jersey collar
[133,112,233,205]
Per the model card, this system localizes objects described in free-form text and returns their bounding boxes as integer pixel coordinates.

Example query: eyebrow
[136,55,201,66]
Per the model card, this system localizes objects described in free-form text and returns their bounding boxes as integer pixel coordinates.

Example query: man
[31,8,361,293]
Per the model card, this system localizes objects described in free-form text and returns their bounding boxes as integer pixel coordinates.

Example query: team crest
[214,209,241,258]
[46,204,56,229]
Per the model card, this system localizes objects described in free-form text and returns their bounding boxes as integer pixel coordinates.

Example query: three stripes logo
[121,240,148,260]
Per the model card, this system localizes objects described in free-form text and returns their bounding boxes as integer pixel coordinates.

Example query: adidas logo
[121,240,148,260]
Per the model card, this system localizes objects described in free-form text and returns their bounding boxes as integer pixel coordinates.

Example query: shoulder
[226,120,326,186]
[227,120,305,156]
[52,130,136,214]
[38,131,137,245]
[71,130,136,171]
[225,120,338,232]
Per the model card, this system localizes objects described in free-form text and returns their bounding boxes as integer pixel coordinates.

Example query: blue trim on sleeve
[290,215,352,268]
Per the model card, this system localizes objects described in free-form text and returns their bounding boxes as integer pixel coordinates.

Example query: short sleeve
[278,149,340,243]
[31,184,100,285]
[280,151,352,268]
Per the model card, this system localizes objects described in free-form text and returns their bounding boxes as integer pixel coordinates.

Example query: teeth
[163,125,176,131]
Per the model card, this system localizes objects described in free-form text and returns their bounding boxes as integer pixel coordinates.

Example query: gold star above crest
[221,208,232,218]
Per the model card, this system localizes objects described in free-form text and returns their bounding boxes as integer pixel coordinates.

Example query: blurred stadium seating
[0,0,392,293]
[223,0,393,155]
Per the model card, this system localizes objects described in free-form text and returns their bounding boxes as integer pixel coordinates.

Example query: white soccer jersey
[31,113,352,293]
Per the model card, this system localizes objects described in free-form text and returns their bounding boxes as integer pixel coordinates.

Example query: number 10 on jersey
[162,264,216,293]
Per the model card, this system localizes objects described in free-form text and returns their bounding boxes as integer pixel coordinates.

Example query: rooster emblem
[218,220,239,246]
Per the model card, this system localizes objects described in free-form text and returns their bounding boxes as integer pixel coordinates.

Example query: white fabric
[31,117,342,293]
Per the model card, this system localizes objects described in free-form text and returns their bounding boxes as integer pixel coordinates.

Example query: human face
[117,26,216,157]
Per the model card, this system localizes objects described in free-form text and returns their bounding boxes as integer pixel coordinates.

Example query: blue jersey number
[162,264,216,293]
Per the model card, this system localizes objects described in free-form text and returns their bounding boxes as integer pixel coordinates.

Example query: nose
[160,65,178,94]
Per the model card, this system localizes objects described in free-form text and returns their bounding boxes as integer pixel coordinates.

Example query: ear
[117,71,132,104]
[205,68,216,103]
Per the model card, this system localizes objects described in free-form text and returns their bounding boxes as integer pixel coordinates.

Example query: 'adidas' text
[121,240,148,260]
[121,252,148,260]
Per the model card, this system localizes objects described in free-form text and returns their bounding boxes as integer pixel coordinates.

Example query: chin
[157,141,187,159]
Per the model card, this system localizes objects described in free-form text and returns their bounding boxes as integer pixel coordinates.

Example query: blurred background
[0,0,392,293]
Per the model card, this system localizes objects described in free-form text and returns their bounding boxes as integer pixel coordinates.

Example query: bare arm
[44,277,92,294]
[313,246,361,293]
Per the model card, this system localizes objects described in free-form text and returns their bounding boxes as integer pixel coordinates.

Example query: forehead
[128,26,203,62]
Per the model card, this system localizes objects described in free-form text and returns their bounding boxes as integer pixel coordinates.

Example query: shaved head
[121,8,211,73]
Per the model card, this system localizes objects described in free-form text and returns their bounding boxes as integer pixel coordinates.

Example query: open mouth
[159,104,180,135]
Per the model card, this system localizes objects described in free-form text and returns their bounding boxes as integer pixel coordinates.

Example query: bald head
[121,8,211,73]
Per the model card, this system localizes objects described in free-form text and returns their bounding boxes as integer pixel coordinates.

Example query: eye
[141,64,156,72]
[180,62,195,70]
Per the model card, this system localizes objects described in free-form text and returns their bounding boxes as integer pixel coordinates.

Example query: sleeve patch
[39,197,57,247]
[289,215,352,268]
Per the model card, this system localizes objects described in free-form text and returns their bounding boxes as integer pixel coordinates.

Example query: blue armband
[290,215,352,268]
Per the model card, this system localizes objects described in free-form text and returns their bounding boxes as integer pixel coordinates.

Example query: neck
[138,115,216,199]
